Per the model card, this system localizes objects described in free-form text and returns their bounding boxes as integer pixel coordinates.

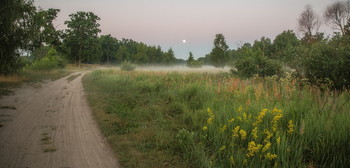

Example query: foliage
[187,52,202,68]
[99,34,119,64]
[302,35,350,90]
[63,11,101,66]
[233,49,282,78]
[26,48,67,71]
[0,0,37,75]
[210,34,229,68]
[84,70,350,168]
[120,61,136,71]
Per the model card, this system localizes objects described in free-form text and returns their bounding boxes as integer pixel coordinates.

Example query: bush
[233,50,282,78]
[26,48,67,71]
[120,61,136,71]
[302,37,350,90]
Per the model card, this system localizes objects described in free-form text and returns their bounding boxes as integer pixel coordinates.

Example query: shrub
[26,48,67,71]
[302,38,350,90]
[120,61,136,71]
[233,50,282,78]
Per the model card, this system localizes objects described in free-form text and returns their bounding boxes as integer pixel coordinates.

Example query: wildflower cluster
[200,106,297,167]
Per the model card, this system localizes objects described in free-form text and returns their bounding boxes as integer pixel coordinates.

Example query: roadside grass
[83,69,350,168]
[0,64,98,98]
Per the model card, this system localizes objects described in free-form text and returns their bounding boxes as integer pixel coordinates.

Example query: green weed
[83,69,350,168]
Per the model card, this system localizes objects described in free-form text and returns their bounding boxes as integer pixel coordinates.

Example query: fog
[133,65,231,73]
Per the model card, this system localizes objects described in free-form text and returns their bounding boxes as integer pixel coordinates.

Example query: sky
[35,0,333,59]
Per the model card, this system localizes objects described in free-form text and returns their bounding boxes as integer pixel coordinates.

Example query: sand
[0,72,119,168]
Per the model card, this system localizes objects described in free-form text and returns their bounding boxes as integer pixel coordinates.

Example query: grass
[0,64,98,98]
[83,69,350,168]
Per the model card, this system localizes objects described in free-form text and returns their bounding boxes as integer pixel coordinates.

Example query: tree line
[194,1,350,90]
[1,0,178,75]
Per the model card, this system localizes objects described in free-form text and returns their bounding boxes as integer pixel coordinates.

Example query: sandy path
[0,72,119,168]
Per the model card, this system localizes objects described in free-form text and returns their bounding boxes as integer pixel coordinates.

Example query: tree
[324,1,350,35]
[187,52,195,66]
[64,11,101,66]
[116,45,130,63]
[30,8,61,51]
[298,4,321,38]
[210,34,229,67]
[0,0,37,75]
[272,30,300,61]
[164,48,176,63]
[99,34,119,64]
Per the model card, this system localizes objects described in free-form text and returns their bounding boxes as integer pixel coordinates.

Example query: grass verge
[83,69,350,168]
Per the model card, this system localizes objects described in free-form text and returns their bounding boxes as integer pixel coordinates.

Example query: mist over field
[130,65,231,73]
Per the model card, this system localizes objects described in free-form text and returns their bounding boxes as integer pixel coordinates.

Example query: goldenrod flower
[207,108,213,116]
[229,156,235,165]
[265,153,277,160]
[264,129,273,143]
[271,113,283,132]
[262,142,271,152]
[228,117,235,123]
[251,127,258,140]
[237,106,243,113]
[243,112,248,122]
[287,119,294,134]
[232,126,240,137]
[246,141,262,157]
[207,117,214,125]
[271,107,282,114]
[220,145,226,151]
[253,109,268,126]
[202,126,208,131]
[276,136,281,145]
[243,159,248,165]
[219,125,227,133]
[239,129,247,140]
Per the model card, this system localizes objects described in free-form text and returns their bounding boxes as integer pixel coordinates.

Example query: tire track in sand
[0,72,119,168]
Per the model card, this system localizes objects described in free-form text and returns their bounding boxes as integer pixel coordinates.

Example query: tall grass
[83,70,350,168]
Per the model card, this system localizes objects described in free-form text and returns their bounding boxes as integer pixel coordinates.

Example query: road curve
[0,72,120,168]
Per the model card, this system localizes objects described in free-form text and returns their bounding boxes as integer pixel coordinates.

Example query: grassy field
[83,69,350,168]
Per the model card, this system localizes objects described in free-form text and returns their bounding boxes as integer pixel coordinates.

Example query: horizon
[35,0,334,59]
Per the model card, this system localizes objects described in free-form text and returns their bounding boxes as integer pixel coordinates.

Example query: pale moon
[182,40,186,43]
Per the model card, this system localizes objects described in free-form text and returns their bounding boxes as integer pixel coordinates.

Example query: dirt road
[0,72,119,168]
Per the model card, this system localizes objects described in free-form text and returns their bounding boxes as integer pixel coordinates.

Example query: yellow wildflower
[264,129,273,143]
[265,153,277,160]
[228,117,235,123]
[243,159,248,165]
[251,127,258,140]
[220,125,227,133]
[276,136,281,145]
[202,126,208,131]
[207,117,214,125]
[287,119,294,134]
[237,116,242,121]
[262,142,271,152]
[246,141,262,157]
[207,108,213,116]
[232,126,240,137]
[271,113,283,132]
[239,129,247,140]
[271,107,282,115]
[220,145,226,151]
[237,106,243,113]
[229,156,235,165]
[253,109,268,126]
[243,112,248,122]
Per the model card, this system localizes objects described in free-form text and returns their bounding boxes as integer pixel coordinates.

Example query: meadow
[83,69,350,168]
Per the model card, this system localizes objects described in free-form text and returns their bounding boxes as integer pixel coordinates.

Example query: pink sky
[35,0,333,59]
